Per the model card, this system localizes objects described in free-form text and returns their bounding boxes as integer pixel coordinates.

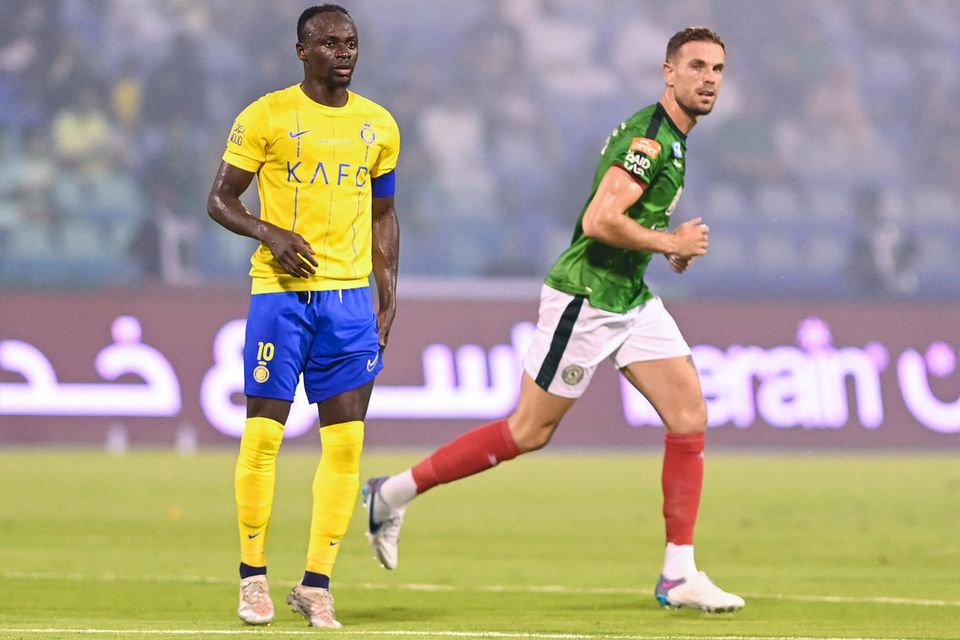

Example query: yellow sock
[235,416,284,567]
[305,420,364,576]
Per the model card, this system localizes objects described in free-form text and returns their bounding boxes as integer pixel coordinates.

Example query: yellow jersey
[222,85,400,293]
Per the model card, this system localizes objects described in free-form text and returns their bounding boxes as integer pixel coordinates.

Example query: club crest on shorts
[253,364,270,383]
[561,365,585,385]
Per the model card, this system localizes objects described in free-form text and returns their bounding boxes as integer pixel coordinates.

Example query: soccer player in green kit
[364,27,743,613]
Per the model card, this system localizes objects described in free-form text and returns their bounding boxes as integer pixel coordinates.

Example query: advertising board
[1,290,957,448]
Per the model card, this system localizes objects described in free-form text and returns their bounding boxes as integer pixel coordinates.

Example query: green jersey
[545,102,687,313]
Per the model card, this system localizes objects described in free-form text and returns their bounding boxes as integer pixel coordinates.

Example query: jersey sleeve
[370,110,400,178]
[608,134,664,187]
[222,98,269,173]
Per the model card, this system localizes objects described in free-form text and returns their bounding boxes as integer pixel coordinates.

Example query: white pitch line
[0,629,925,640]
[739,591,960,608]
[5,570,960,608]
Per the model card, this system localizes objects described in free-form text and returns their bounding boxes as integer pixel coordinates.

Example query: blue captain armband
[371,171,396,198]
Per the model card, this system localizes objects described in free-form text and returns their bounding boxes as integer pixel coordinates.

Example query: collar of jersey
[297,84,355,112]
[657,102,688,142]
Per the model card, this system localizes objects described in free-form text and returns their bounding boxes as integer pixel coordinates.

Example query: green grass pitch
[1,447,958,639]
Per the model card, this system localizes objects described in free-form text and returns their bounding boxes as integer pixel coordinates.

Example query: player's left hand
[376,306,396,350]
[667,253,696,273]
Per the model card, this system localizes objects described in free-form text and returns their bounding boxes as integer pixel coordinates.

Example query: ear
[296,42,306,61]
[662,61,674,87]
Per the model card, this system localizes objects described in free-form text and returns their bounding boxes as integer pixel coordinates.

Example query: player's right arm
[581,165,708,260]
[207,161,318,278]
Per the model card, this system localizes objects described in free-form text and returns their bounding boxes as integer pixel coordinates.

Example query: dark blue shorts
[244,288,383,404]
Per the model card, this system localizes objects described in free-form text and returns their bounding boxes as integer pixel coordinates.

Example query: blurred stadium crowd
[0,0,956,298]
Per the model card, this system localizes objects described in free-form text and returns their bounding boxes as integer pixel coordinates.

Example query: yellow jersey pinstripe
[222,85,400,293]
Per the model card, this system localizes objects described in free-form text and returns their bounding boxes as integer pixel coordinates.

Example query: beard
[678,93,716,117]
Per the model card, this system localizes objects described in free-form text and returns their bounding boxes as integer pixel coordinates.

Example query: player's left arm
[371,190,398,350]
[667,253,696,273]
[370,111,401,349]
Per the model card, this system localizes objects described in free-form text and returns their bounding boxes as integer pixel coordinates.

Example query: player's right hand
[264,227,318,278]
[671,216,709,260]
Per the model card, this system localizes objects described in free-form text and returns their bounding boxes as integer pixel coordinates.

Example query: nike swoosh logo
[247,532,261,539]
[329,541,339,547]
[289,129,311,139]
[660,578,685,591]
[366,352,379,372]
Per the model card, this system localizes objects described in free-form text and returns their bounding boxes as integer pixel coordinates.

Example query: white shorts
[522,284,691,398]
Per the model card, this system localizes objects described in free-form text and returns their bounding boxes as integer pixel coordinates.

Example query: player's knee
[664,402,707,434]
[238,417,285,471]
[319,420,364,473]
[510,419,559,453]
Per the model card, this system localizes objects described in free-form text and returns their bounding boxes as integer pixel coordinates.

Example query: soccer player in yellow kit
[207,4,399,628]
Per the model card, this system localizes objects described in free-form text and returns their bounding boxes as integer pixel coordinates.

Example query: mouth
[332,67,353,81]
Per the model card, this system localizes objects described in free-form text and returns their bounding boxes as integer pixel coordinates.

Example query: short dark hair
[665,27,725,61]
[297,4,352,42]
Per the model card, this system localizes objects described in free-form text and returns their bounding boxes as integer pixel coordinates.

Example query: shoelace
[304,592,336,622]
[241,581,271,607]
[379,515,403,543]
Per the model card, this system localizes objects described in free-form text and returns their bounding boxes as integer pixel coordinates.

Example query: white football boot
[237,575,274,625]
[655,572,745,613]
[287,584,342,628]
[362,476,405,570]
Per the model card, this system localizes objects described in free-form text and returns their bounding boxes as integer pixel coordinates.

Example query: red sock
[662,432,705,545]
[411,419,521,494]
